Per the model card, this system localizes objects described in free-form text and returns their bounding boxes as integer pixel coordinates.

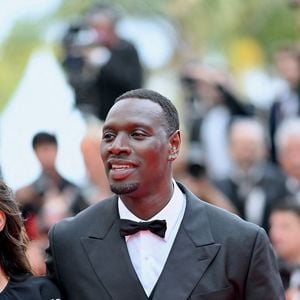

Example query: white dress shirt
[118,181,186,296]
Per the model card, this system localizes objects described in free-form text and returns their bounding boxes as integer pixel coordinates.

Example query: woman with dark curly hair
[0,181,61,299]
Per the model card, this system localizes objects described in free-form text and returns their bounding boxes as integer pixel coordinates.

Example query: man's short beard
[110,182,139,195]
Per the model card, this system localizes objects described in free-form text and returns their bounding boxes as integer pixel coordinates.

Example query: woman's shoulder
[25,275,55,285]
[25,276,61,298]
[1,275,61,300]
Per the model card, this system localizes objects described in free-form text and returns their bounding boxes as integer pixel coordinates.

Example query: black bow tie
[119,219,167,238]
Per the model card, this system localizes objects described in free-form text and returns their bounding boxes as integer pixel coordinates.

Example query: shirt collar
[118,180,186,240]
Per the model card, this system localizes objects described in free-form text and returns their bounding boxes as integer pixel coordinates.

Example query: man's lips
[107,159,138,180]
[111,164,133,169]
[107,159,138,169]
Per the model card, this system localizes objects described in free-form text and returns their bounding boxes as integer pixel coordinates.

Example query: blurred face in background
[229,122,266,171]
[196,80,222,108]
[195,67,232,108]
[89,14,115,47]
[183,65,229,108]
[34,143,57,171]
[270,210,300,263]
[80,127,111,199]
[278,135,300,181]
[275,50,300,89]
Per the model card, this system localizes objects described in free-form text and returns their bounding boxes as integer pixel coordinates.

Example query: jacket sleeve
[244,228,284,300]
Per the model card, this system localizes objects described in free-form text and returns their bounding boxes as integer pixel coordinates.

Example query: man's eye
[102,133,115,140]
[131,131,146,139]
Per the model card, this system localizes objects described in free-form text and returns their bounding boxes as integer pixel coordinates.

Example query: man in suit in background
[46,89,284,299]
[275,117,300,204]
[16,132,88,240]
[215,118,286,232]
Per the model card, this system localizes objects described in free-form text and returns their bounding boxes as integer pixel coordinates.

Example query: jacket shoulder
[50,196,117,238]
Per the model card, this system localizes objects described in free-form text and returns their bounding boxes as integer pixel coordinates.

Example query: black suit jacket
[46,182,284,300]
[215,163,287,232]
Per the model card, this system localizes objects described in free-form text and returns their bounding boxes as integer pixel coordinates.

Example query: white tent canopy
[0,50,87,190]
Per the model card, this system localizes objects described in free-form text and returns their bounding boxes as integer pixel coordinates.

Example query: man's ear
[168,130,181,161]
[0,211,6,232]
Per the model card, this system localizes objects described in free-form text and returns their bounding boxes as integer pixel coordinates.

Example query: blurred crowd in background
[2,1,300,299]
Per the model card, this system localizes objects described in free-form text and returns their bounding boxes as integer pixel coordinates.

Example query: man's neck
[43,168,59,178]
[120,183,174,220]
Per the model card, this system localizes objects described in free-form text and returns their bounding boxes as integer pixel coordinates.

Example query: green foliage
[166,0,300,56]
[0,22,42,112]
[56,0,167,19]
[1,0,300,112]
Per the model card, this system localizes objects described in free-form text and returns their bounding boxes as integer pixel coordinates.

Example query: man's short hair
[275,118,300,152]
[229,117,266,143]
[32,132,57,149]
[85,3,122,27]
[271,198,300,218]
[115,89,179,136]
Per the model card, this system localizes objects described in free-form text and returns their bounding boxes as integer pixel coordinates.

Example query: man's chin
[110,182,139,195]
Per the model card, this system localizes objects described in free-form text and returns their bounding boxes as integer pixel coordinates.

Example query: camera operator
[181,63,254,180]
[62,4,143,120]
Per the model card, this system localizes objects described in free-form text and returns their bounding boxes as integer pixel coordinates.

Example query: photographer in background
[62,3,143,120]
[181,63,254,180]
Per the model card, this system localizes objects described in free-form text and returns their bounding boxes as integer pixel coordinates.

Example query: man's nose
[108,133,131,155]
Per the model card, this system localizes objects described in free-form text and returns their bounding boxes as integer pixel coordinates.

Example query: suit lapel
[80,185,221,300]
[152,184,221,300]
[80,197,147,300]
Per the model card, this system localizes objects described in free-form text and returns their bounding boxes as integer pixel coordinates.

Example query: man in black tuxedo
[46,89,284,299]
[215,118,286,233]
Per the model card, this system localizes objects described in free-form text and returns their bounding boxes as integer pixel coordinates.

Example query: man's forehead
[107,98,162,117]
[103,99,165,130]
[103,118,153,129]
[115,97,160,107]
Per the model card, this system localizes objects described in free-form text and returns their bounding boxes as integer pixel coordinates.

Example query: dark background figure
[181,63,254,180]
[269,200,300,299]
[269,45,300,163]
[275,118,300,204]
[62,3,143,120]
[16,132,88,241]
[215,118,286,232]
[0,181,61,299]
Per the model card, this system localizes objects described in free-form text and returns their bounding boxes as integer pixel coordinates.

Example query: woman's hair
[0,181,32,278]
